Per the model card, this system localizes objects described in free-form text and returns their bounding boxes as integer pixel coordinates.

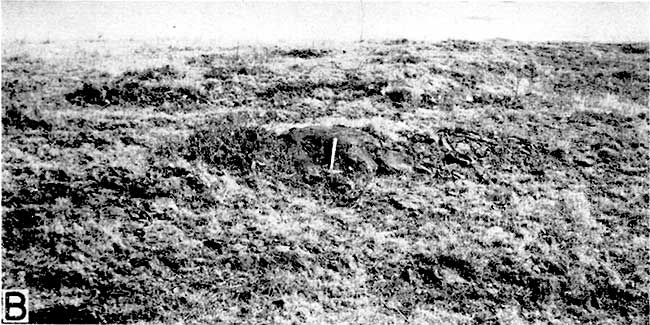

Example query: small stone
[440,268,468,284]
[439,136,454,152]
[455,142,472,155]
[275,245,291,253]
[474,145,489,158]
[303,163,323,184]
[414,164,434,174]
[574,156,595,167]
[231,243,246,252]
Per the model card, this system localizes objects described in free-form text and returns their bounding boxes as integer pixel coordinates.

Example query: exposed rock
[302,163,323,184]
[455,142,472,155]
[439,136,454,152]
[280,126,420,178]
[377,150,413,174]
[474,144,489,158]
[443,153,473,167]
[345,146,378,174]
[280,126,380,175]
[574,156,596,167]
[414,164,434,174]
[440,268,469,284]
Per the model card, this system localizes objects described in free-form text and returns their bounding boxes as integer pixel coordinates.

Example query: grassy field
[2,38,649,324]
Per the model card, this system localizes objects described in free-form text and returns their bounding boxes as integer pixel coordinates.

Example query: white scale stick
[329,137,338,171]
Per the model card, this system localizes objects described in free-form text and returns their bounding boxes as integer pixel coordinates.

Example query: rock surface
[377,150,413,174]
[280,126,383,175]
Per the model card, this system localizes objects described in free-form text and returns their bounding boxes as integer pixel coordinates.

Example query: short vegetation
[2,39,649,323]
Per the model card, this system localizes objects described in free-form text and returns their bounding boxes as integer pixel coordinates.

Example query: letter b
[2,290,28,323]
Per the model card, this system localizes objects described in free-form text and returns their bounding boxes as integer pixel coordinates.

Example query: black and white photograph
[1,1,649,323]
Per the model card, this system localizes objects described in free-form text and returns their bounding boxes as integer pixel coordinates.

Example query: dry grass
[2,38,649,324]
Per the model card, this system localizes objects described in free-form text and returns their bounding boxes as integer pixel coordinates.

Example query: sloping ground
[2,39,649,323]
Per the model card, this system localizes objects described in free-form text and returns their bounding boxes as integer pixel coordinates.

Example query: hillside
[2,39,649,323]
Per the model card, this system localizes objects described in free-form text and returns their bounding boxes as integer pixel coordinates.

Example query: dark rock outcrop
[280,126,383,175]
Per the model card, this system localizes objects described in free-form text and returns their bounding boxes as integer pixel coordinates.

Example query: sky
[2,1,649,43]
